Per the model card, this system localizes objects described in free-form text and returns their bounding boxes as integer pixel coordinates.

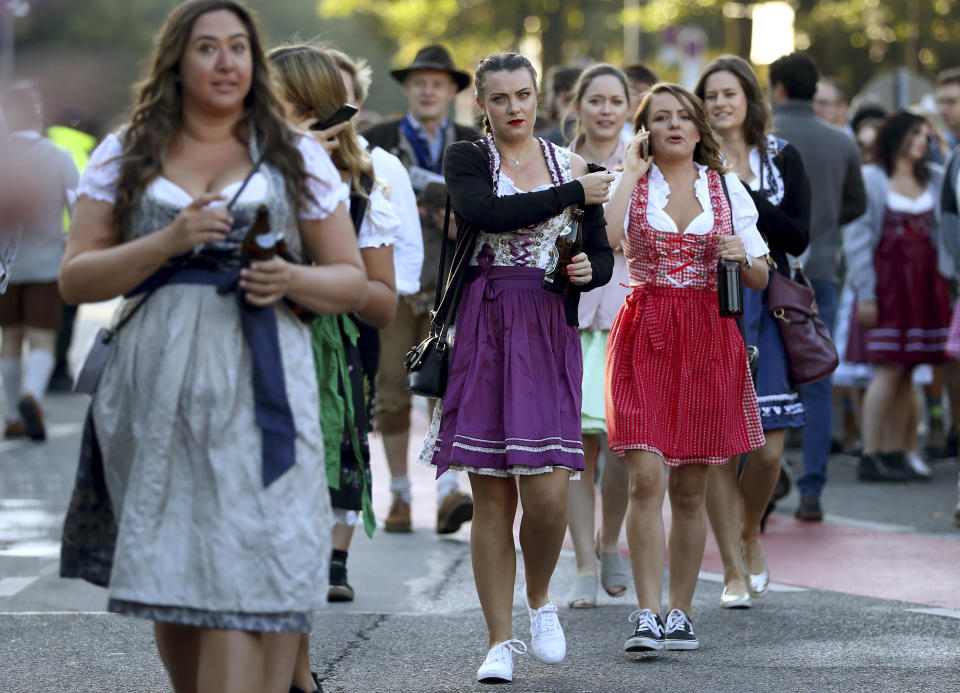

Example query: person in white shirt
[0,82,78,440]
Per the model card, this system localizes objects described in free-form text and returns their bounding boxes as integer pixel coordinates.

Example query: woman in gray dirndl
[58,2,367,691]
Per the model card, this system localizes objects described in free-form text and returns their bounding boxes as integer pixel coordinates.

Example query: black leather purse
[404,195,472,398]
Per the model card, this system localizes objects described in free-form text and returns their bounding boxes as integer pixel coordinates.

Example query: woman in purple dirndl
[418,53,614,684]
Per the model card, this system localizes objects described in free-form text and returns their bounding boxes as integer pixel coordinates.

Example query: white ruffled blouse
[625,162,768,259]
[78,132,349,221]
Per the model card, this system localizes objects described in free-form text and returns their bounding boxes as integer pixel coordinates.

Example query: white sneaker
[524,589,566,664]
[906,451,932,479]
[476,639,527,683]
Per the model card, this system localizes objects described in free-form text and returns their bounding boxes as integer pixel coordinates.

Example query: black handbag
[404,195,472,398]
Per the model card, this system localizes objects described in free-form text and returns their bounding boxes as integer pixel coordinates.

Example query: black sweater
[745,141,811,278]
[442,139,613,326]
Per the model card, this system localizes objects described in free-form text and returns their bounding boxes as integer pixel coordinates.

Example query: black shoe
[327,559,354,602]
[878,452,915,482]
[857,453,908,482]
[663,609,699,650]
[772,464,791,501]
[760,499,775,533]
[47,369,74,394]
[17,395,46,441]
[794,497,823,522]
[624,609,664,652]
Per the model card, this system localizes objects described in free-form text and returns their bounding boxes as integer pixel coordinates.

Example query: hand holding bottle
[577,171,615,205]
[567,252,593,286]
[716,234,749,268]
[240,256,295,307]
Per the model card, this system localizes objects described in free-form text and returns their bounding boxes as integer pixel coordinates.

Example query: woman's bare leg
[666,463,709,615]
[623,451,667,611]
[468,473,519,647]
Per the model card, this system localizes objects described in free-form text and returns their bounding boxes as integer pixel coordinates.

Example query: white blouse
[624,162,768,258]
[353,181,401,249]
[887,188,935,215]
[363,135,424,296]
[77,132,349,220]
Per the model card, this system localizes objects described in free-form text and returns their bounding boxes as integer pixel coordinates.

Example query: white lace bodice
[470,136,576,269]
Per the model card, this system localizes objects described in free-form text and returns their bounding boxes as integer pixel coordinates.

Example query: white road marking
[822,514,915,533]
[907,607,960,620]
[0,576,38,597]
[698,570,809,592]
[0,540,60,557]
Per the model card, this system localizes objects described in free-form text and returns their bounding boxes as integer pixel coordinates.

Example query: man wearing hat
[364,44,479,535]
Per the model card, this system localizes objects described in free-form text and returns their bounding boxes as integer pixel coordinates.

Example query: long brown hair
[113,0,313,237]
[634,83,727,173]
[269,44,374,198]
[694,55,771,149]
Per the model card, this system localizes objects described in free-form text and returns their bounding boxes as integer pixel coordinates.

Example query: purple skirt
[430,260,585,477]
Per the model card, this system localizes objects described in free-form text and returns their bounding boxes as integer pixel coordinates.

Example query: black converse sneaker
[624,608,664,652]
[327,557,354,602]
[663,609,699,650]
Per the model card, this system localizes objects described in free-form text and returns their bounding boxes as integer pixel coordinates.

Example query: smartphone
[312,103,358,131]
[639,126,650,160]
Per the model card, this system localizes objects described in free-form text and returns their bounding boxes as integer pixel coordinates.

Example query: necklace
[495,138,529,167]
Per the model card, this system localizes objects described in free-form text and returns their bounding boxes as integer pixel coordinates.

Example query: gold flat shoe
[720,585,752,609]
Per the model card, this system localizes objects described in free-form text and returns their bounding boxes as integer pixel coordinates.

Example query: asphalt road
[1,304,959,692]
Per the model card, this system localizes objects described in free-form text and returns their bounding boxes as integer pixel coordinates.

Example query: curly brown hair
[113,0,314,237]
[633,83,727,173]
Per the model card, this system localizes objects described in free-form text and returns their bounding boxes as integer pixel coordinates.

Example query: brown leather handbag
[767,262,839,385]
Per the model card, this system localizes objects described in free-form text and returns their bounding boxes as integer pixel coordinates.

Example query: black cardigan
[744,141,811,278]
[442,139,613,326]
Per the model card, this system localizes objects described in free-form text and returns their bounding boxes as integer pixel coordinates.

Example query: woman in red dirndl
[604,84,768,653]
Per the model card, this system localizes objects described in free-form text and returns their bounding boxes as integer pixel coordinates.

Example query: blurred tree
[318,0,627,80]
[623,0,960,92]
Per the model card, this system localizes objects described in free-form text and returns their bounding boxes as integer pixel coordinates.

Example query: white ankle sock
[436,471,460,506]
[0,357,22,423]
[390,476,412,503]
[23,349,55,402]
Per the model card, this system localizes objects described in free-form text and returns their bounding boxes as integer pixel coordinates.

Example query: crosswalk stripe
[0,576,38,597]
[906,607,960,620]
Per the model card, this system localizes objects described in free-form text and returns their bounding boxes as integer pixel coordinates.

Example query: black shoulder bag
[403,196,470,398]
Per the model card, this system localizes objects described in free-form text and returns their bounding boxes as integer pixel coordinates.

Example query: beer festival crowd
[3,1,960,691]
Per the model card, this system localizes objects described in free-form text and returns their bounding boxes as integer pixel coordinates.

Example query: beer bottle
[543,207,585,294]
[240,204,278,267]
[717,258,743,317]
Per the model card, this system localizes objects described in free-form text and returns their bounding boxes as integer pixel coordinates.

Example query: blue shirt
[404,112,449,171]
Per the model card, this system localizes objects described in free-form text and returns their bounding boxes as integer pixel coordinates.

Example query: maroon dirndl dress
[605,169,765,465]
[846,206,951,364]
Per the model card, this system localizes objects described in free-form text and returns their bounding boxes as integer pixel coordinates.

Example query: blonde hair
[269,44,374,198]
[325,47,373,105]
[634,83,727,173]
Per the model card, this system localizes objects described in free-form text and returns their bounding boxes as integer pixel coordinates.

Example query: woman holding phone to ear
[604,83,768,653]
[270,43,401,693]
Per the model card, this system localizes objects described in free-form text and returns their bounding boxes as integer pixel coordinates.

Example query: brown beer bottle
[543,207,585,294]
[240,204,278,267]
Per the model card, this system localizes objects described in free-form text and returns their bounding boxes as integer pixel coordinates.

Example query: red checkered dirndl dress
[605,169,765,465]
